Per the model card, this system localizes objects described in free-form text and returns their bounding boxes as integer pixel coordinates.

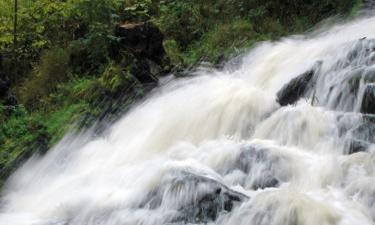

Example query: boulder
[218,145,286,190]
[351,114,375,143]
[345,138,369,155]
[360,83,375,114]
[115,22,168,65]
[276,62,321,106]
[345,38,375,67]
[139,170,248,224]
[338,114,375,154]
[237,146,281,190]
[113,21,171,84]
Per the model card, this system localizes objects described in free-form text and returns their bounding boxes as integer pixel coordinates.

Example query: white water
[2,16,375,225]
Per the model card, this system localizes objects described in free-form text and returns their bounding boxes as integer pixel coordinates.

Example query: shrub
[182,19,255,64]
[158,1,206,50]
[163,39,183,65]
[18,47,70,109]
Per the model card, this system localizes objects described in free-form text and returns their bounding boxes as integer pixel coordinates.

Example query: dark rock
[345,38,375,67]
[345,138,369,154]
[252,177,279,190]
[238,146,281,190]
[113,22,171,84]
[130,58,158,84]
[276,62,322,106]
[140,170,248,224]
[115,22,168,65]
[0,77,9,99]
[360,83,375,114]
[339,62,375,100]
[0,53,16,106]
[217,145,285,190]
[351,114,375,143]
[0,53,9,99]
[321,39,375,112]
[338,114,375,153]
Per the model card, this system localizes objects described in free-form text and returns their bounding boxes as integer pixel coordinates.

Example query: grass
[45,103,87,144]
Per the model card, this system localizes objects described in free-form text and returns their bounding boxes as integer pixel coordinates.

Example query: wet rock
[343,67,375,97]
[238,146,281,190]
[252,177,279,190]
[219,145,286,190]
[351,115,375,143]
[322,39,375,112]
[140,170,248,224]
[345,138,369,154]
[345,38,375,67]
[338,114,375,153]
[276,69,314,106]
[360,83,375,114]
[276,62,321,106]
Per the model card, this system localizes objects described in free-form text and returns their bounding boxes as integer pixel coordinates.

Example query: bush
[120,0,159,22]
[158,1,207,50]
[163,39,183,65]
[182,19,255,64]
[18,47,70,109]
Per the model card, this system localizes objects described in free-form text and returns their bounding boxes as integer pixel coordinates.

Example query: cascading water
[2,15,375,225]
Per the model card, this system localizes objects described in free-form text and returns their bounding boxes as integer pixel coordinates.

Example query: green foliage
[158,1,207,50]
[44,103,86,143]
[121,0,159,21]
[157,0,359,64]
[0,105,50,183]
[182,20,255,64]
[163,39,183,65]
[18,47,71,109]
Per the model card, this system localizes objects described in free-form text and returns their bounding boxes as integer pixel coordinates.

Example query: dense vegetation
[0,0,362,186]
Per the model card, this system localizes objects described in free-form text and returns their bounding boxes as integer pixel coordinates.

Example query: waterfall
[1,15,375,225]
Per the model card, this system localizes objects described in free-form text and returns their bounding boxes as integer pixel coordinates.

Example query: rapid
[1,14,375,225]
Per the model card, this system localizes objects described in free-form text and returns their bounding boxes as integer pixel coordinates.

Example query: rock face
[140,170,248,224]
[360,84,375,114]
[276,63,321,106]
